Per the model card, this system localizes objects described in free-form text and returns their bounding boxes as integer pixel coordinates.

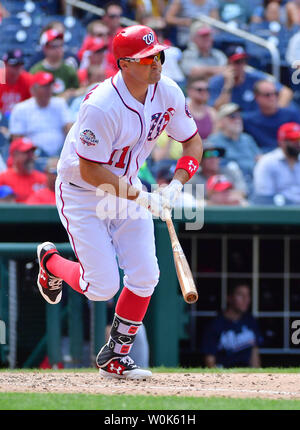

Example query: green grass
[0,368,299,410]
[0,392,300,410]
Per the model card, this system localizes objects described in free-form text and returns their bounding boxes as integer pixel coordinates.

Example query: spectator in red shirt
[0,138,46,202]
[26,157,58,205]
[0,50,32,115]
[78,38,115,86]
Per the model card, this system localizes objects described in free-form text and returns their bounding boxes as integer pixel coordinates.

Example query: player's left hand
[154,179,183,210]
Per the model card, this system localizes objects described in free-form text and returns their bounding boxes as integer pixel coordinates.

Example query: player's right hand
[135,190,169,220]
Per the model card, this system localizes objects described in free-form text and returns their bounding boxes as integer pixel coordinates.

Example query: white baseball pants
[55,180,160,301]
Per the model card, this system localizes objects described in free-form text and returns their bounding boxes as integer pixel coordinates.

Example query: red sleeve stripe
[167,129,198,143]
[76,151,107,164]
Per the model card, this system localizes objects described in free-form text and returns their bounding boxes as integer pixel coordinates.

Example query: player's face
[121,54,163,85]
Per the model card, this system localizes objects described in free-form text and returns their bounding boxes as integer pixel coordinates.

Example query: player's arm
[79,157,140,200]
[155,132,203,209]
[79,157,169,219]
[173,132,203,185]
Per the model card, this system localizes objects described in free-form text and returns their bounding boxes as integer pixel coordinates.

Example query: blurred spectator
[0,185,16,203]
[0,1,9,21]
[133,0,167,22]
[69,65,107,121]
[252,122,300,205]
[0,152,5,172]
[181,22,227,80]
[0,50,32,116]
[218,0,253,25]
[25,157,58,205]
[143,17,186,88]
[100,2,124,73]
[78,20,110,62]
[9,72,73,161]
[201,282,262,368]
[0,138,46,203]
[30,29,79,100]
[151,131,182,177]
[186,78,217,139]
[165,0,219,49]
[286,27,300,67]
[252,0,299,28]
[209,103,261,192]
[188,139,248,199]
[243,79,300,152]
[26,21,80,71]
[101,2,124,47]
[78,38,115,86]
[205,174,248,206]
[208,45,293,112]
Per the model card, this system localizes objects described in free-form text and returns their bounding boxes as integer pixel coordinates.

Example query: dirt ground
[0,372,300,400]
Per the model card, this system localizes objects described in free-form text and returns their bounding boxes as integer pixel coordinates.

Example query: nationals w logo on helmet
[142,32,155,45]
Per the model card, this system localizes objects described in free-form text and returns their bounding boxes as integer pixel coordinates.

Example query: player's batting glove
[154,179,183,210]
[135,190,169,220]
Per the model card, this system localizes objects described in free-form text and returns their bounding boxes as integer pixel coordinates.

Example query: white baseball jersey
[57,71,198,190]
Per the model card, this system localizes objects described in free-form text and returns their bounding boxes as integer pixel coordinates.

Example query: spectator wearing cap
[206,174,248,206]
[9,72,73,162]
[186,77,217,140]
[78,37,115,86]
[0,185,16,203]
[26,21,80,71]
[187,139,247,199]
[209,103,261,193]
[252,122,300,205]
[243,80,300,152]
[25,157,58,205]
[181,22,227,80]
[165,0,219,49]
[0,138,46,202]
[29,29,79,100]
[0,50,32,116]
[208,45,293,112]
[78,20,110,63]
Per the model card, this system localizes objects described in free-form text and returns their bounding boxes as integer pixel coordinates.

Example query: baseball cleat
[37,241,63,305]
[96,344,152,380]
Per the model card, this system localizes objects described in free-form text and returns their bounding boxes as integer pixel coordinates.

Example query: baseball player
[36,25,203,380]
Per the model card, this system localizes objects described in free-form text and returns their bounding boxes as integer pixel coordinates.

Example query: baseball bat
[164,209,198,304]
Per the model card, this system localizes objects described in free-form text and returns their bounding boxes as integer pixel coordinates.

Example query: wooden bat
[164,209,198,304]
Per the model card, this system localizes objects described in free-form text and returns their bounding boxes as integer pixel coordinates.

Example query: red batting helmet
[112,25,169,61]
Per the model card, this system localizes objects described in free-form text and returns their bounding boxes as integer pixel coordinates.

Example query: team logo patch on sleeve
[80,129,99,147]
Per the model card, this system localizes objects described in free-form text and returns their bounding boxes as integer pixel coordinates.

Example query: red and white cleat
[96,344,152,380]
[37,242,63,305]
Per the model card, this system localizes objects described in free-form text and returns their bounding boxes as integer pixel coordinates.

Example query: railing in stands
[196,14,281,81]
[64,0,281,81]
